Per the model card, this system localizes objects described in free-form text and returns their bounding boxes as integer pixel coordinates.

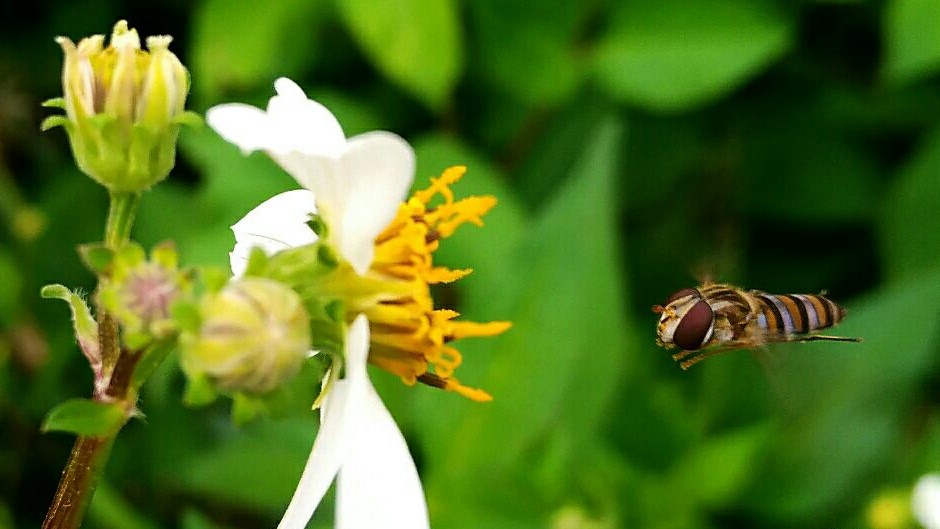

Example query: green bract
[42,20,196,192]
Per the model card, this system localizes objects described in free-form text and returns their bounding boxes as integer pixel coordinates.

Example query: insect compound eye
[664,287,700,306]
[673,300,714,351]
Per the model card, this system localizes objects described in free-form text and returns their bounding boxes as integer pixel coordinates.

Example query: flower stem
[42,190,142,529]
[41,437,115,529]
[103,191,140,249]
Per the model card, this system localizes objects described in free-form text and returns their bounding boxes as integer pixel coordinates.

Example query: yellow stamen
[364,166,510,400]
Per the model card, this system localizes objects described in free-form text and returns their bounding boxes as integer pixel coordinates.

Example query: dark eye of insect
[673,300,714,350]
[664,287,700,305]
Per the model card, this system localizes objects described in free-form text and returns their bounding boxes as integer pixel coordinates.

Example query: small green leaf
[40,283,99,363]
[884,0,940,85]
[337,0,463,109]
[78,243,115,275]
[42,399,127,437]
[592,0,792,112]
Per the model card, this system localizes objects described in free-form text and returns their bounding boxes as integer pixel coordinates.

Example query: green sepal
[151,240,178,269]
[78,243,115,275]
[200,267,230,294]
[173,110,203,127]
[41,97,67,109]
[124,332,153,351]
[116,241,147,266]
[42,398,126,437]
[183,373,218,407]
[171,300,201,333]
[40,115,69,132]
[244,247,270,277]
[306,213,328,238]
[131,340,175,391]
[231,393,265,426]
[317,244,339,268]
[324,299,345,324]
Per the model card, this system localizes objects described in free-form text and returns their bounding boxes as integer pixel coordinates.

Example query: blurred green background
[2,0,940,528]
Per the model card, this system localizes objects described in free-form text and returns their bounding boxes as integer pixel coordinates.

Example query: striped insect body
[653,283,860,370]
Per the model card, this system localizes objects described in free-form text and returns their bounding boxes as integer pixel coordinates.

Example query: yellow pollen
[365,166,510,400]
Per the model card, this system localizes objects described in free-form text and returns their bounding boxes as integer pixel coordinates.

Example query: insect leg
[677,339,762,370]
[791,334,862,343]
[671,349,698,361]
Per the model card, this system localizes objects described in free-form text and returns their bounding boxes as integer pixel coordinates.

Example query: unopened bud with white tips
[42,20,195,192]
[180,278,311,395]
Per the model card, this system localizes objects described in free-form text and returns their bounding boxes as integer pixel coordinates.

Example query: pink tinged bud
[119,263,178,326]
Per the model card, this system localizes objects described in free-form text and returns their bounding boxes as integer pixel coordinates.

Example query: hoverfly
[653,282,860,370]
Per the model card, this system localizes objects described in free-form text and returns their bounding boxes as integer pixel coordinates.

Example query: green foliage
[337,0,463,108]
[592,0,793,112]
[884,0,940,85]
[42,399,126,437]
[7,2,940,529]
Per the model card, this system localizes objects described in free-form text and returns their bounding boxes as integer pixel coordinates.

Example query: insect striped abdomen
[756,293,844,334]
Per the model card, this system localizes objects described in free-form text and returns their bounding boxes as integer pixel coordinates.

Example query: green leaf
[412,134,526,293]
[747,270,940,522]
[881,126,940,280]
[669,423,772,507]
[467,0,584,105]
[181,509,225,529]
[178,417,318,513]
[883,0,940,86]
[420,119,638,503]
[42,399,126,437]
[86,481,163,529]
[337,0,463,109]
[0,249,21,325]
[742,125,879,223]
[190,0,327,100]
[592,0,793,112]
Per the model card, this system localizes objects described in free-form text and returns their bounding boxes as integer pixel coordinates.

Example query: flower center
[363,166,510,401]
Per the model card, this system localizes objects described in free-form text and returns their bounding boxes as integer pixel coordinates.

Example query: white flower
[207,78,414,275]
[913,473,940,529]
[206,78,428,529]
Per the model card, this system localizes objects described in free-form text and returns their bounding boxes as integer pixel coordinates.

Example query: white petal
[276,316,371,529]
[230,190,318,276]
[335,383,429,529]
[205,103,277,155]
[266,78,346,157]
[913,474,940,529]
[336,132,415,274]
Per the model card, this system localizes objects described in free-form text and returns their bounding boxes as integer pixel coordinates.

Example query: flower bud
[181,278,311,395]
[42,20,194,192]
[99,241,187,342]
